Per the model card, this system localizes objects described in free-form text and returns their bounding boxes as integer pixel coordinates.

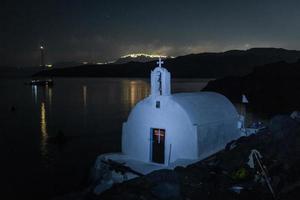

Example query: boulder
[146,170,181,200]
[269,115,299,138]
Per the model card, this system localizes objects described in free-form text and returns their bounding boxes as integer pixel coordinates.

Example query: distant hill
[33,48,300,78]
[114,54,171,64]
[0,66,41,78]
[203,59,300,115]
[52,61,83,68]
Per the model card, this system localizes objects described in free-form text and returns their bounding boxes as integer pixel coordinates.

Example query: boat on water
[29,79,54,86]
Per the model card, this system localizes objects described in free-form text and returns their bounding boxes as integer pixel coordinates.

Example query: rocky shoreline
[53,114,300,200]
[93,114,299,200]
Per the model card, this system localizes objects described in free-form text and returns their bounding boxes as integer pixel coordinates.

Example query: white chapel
[93,59,242,193]
[122,58,241,164]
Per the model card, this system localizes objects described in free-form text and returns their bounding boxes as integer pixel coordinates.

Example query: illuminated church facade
[93,59,242,193]
[122,59,241,165]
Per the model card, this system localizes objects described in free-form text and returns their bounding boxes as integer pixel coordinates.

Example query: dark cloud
[1,0,300,66]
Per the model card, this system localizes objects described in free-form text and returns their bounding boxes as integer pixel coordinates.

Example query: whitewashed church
[93,59,242,193]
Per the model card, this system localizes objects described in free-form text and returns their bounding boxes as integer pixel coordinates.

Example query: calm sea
[0,78,211,199]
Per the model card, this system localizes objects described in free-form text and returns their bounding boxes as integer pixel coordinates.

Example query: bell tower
[150,58,171,97]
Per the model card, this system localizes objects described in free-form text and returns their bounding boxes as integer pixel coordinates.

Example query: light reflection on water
[121,80,150,109]
[40,101,48,158]
[0,77,209,199]
[48,86,53,107]
[1,77,269,199]
[31,83,53,161]
[82,85,88,129]
[83,85,87,108]
[31,78,208,164]
[32,85,38,103]
[31,78,264,166]
[31,78,212,163]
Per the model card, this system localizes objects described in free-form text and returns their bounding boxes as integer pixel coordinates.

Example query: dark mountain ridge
[114,54,172,64]
[203,59,300,115]
[33,48,300,78]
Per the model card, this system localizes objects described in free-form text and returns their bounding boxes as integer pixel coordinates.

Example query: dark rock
[203,60,300,115]
[93,117,300,200]
[146,170,180,184]
[147,170,181,200]
[269,115,299,138]
[151,182,181,200]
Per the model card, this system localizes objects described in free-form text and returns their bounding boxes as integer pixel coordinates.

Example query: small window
[156,101,160,108]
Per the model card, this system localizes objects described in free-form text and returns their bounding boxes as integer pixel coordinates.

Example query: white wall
[122,92,240,164]
[196,118,239,159]
[122,96,197,164]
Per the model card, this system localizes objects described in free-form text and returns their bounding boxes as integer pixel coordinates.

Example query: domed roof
[171,91,238,126]
[127,91,238,127]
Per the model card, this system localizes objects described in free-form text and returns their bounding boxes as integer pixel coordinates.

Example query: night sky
[1,0,300,66]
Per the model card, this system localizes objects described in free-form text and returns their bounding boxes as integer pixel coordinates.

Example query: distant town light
[121,53,168,59]
[46,64,52,68]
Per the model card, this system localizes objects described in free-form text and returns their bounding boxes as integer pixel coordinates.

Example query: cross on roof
[157,57,164,68]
